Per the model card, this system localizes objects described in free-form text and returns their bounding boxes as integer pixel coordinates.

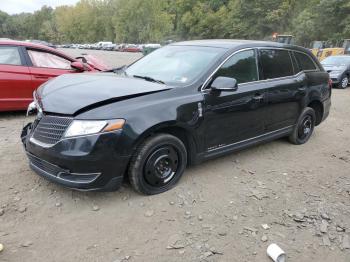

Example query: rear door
[25,48,77,88]
[259,48,305,132]
[0,45,32,111]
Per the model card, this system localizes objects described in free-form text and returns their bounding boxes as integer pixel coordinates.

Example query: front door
[202,49,267,152]
[0,45,32,111]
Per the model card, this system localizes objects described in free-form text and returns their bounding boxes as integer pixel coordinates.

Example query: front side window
[294,52,317,71]
[0,46,21,65]
[260,49,294,79]
[125,45,226,86]
[213,49,258,84]
[28,49,72,69]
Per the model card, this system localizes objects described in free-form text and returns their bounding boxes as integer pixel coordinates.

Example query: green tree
[113,0,173,43]
[0,0,350,46]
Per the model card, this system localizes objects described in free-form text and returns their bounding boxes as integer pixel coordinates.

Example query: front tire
[129,134,187,195]
[339,75,349,89]
[289,107,316,145]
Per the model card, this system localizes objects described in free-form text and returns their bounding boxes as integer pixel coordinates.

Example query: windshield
[125,45,226,86]
[321,56,350,66]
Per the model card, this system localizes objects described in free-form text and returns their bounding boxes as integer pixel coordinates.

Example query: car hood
[83,55,110,71]
[322,64,346,72]
[36,73,171,115]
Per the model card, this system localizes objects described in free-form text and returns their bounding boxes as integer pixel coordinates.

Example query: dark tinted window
[260,49,294,79]
[214,49,258,84]
[294,52,317,71]
[0,46,21,65]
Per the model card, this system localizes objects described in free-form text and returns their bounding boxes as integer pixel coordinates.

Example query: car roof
[172,39,309,52]
[0,40,74,60]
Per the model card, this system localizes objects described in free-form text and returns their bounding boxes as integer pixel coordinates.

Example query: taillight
[328,78,332,97]
[328,78,332,88]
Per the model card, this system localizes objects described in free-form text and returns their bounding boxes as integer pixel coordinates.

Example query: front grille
[32,115,73,145]
[27,153,66,177]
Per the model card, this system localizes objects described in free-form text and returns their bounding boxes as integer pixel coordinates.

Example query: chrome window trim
[201,46,320,92]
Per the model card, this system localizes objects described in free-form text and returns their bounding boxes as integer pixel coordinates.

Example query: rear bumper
[22,123,130,191]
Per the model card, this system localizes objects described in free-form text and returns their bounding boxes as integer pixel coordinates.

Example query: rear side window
[259,49,294,79]
[213,49,258,84]
[0,46,22,65]
[294,52,317,71]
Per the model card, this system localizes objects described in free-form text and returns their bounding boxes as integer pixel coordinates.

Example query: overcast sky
[1,0,79,14]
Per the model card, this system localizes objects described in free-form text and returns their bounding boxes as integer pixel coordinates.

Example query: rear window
[0,46,22,65]
[294,52,317,71]
[260,49,294,79]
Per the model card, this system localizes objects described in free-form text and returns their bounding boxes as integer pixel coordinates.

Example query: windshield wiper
[133,75,165,84]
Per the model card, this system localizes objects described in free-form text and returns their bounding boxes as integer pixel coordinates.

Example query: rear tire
[339,75,349,89]
[289,107,316,145]
[129,134,187,195]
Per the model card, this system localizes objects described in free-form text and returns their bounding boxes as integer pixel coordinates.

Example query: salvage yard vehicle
[0,40,109,111]
[321,55,350,88]
[21,40,331,195]
[272,33,294,45]
[122,44,142,52]
[142,43,162,55]
[316,39,350,61]
[311,40,327,58]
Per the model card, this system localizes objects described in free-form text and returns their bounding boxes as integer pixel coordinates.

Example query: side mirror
[71,61,85,71]
[75,56,87,63]
[211,76,238,92]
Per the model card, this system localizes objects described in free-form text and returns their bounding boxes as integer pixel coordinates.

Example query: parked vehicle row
[58,42,161,53]
[21,40,331,195]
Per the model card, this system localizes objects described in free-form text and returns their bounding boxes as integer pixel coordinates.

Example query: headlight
[64,119,125,138]
[26,101,37,117]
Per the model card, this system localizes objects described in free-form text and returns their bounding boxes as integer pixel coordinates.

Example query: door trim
[202,125,293,159]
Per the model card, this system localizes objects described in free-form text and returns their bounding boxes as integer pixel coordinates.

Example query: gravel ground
[0,49,349,262]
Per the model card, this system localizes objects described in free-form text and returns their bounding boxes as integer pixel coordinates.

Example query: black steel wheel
[297,115,313,141]
[289,107,316,145]
[129,134,187,195]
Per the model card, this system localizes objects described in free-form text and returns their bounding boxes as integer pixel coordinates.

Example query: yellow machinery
[311,41,326,57]
[272,33,294,44]
[314,39,350,61]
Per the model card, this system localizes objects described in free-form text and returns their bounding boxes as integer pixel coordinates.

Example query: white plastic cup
[267,243,286,262]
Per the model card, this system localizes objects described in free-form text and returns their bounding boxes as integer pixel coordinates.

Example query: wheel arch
[307,99,324,126]
[130,122,198,166]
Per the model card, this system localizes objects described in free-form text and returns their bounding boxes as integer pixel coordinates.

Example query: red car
[122,44,142,52]
[0,40,109,111]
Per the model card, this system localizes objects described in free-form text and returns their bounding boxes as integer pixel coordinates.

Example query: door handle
[34,75,50,80]
[252,94,264,102]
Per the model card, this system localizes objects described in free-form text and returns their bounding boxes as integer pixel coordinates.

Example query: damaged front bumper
[21,122,129,191]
